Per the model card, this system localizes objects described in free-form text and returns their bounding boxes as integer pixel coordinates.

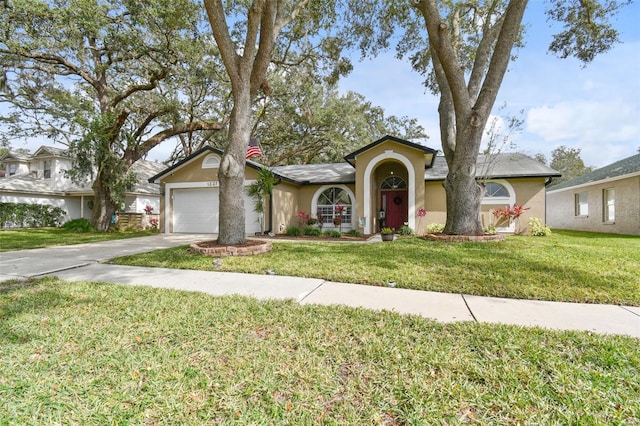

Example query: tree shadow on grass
[0,278,82,344]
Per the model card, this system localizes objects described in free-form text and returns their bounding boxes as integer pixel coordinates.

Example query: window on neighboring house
[316,187,352,227]
[43,160,52,179]
[575,192,588,216]
[9,163,17,176]
[603,188,615,222]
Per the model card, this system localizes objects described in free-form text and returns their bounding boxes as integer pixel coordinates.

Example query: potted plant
[381,227,394,241]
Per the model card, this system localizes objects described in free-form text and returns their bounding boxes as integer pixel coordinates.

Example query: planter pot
[381,233,394,242]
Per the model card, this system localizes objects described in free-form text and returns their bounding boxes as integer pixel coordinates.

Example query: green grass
[0,228,158,252]
[1,279,638,424]
[111,230,640,306]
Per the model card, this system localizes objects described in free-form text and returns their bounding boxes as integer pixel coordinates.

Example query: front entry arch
[362,151,416,234]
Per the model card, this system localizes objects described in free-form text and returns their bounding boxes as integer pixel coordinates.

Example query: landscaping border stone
[190,240,273,257]
[424,233,506,242]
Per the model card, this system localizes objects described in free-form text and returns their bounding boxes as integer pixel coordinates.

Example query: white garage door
[172,187,262,234]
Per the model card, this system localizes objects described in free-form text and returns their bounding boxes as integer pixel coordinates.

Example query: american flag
[246,138,263,159]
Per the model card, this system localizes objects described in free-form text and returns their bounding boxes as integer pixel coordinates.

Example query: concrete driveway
[0,234,215,281]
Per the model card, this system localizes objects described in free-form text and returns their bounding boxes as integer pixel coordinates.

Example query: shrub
[0,202,66,228]
[347,229,362,237]
[303,226,322,236]
[484,225,497,235]
[426,223,445,234]
[528,217,552,236]
[62,218,94,233]
[324,230,342,238]
[399,225,414,236]
[285,226,302,236]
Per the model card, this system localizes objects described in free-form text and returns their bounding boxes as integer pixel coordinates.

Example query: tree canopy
[1,0,226,229]
[342,0,629,234]
[549,145,595,184]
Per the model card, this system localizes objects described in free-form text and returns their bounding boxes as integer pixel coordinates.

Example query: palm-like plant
[247,168,278,234]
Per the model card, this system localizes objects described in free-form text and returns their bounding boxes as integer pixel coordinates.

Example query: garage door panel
[173,188,219,233]
[172,187,262,234]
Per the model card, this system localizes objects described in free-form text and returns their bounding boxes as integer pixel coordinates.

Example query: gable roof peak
[344,135,437,166]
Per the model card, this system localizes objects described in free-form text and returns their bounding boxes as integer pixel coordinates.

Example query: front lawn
[111,230,640,306]
[0,228,158,252]
[1,279,638,424]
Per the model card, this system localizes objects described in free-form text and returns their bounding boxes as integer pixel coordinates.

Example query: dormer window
[202,154,220,169]
[9,163,17,176]
[43,160,52,179]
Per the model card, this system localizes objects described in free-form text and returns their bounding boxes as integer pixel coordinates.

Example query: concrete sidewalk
[45,263,640,338]
[1,234,638,338]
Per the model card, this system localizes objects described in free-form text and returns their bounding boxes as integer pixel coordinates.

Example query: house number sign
[206,181,219,187]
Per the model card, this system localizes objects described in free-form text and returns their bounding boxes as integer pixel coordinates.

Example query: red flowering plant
[144,204,153,214]
[416,208,427,235]
[334,205,345,232]
[492,204,530,234]
[297,210,306,228]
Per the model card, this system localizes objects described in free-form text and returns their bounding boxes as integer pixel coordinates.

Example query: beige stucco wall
[353,140,427,233]
[546,175,640,235]
[272,183,358,231]
[154,145,552,236]
[424,177,549,235]
[156,152,261,233]
[271,182,300,232]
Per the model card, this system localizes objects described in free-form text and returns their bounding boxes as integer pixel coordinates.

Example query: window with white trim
[481,180,514,206]
[9,163,17,176]
[381,176,407,189]
[484,182,509,197]
[575,192,588,216]
[316,187,352,227]
[603,188,615,222]
[43,160,52,179]
[202,154,220,168]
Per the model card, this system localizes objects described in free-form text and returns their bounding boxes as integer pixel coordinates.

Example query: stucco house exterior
[150,135,560,235]
[0,146,165,224]
[546,153,640,236]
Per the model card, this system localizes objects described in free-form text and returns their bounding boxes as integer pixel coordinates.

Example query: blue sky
[7,2,639,169]
[337,1,640,168]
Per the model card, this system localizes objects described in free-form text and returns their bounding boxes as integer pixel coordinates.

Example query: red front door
[381,190,408,231]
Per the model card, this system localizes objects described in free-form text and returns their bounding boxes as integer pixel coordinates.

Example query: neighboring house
[150,135,560,235]
[546,153,640,236]
[0,146,165,224]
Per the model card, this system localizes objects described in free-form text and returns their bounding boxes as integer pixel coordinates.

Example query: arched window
[481,180,515,207]
[316,187,353,227]
[202,154,220,169]
[381,176,407,190]
[485,182,509,198]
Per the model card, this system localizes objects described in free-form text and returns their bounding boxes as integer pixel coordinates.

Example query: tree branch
[125,119,228,164]
[109,68,168,109]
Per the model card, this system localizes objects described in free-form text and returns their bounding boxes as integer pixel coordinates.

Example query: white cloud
[527,100,639,144]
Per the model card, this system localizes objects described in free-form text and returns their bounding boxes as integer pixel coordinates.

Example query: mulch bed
[424,233,506,242]
[264,234,372,242]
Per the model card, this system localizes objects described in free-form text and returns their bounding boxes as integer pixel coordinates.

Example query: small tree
[549,145,595,185]
[247,168,278,234]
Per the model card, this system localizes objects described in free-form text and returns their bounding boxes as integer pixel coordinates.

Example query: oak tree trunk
[217,87,252,245]
[91,172,118,231]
